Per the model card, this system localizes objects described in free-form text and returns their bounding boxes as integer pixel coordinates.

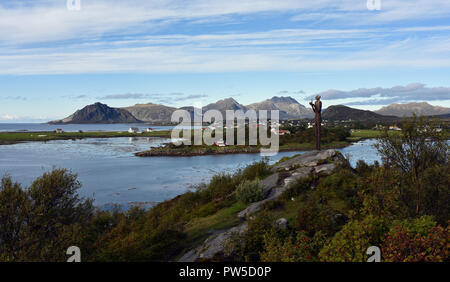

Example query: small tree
[375,115,448,215]
[0,169,94,261]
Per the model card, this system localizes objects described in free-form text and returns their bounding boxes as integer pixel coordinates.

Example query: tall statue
[309,95,322,151]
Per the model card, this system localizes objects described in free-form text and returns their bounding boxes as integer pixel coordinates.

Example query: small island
[134,126,354,157]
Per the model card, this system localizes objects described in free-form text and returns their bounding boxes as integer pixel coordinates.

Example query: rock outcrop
[177,149,344,262]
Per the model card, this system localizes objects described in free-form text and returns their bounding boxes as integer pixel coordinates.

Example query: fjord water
[0,124,380,208]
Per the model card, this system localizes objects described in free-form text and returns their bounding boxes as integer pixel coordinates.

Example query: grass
[179,202,247,253]
[347,129,401,141]
[347,130,382,142]
[0,130,172,145]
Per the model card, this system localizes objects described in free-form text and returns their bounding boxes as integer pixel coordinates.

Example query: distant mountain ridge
[247,96,313,119]
[49,102,141,124]
[50,98,447,124]
[375,102,450,117]
[323,105,398,122]
[204,98,247,118]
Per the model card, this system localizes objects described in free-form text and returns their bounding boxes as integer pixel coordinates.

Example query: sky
[0,0,450,122]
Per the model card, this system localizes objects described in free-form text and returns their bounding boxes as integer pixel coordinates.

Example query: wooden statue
[309,95,322,150]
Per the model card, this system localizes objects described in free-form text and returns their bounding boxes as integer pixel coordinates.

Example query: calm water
[0,126,380,207]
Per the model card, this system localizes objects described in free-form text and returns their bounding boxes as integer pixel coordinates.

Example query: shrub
[318,215,388,262]
[225,211,275,262]
[238,159,271,181]
[260,230,326,262]
[280,175,313,201]
[235,179,265,204]
[0,169,94,262]
[381,217,449,262]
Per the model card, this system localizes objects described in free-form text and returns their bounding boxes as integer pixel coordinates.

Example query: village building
[389,125,402,131]
[213,139,227,147]
[271,128,291,135]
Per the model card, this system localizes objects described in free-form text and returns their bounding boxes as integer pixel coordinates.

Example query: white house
[128,127,139,133]
[271,128,291,135]
[55,129,64,133]
[146,128,153,132]
[214,139,227,147]
[389,125,401,131]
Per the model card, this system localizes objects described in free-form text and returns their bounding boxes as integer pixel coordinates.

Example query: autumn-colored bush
[381,217,449,262]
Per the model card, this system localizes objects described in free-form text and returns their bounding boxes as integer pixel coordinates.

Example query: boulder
[314,163,337,175]
[284,166,314,186]
[272,149,341,172]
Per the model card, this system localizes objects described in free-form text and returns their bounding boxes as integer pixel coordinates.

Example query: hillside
[123,103,177,123]
[375,102,450,117]
[49,102,141,124]
[247,96,313,119]
[323,105,397,122]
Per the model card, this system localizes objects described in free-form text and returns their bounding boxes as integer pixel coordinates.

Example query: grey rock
[314,163,337,175]
[178,223,247,262]
[260,173,279,197]
[284,167,314,187]
[272,149,339,172]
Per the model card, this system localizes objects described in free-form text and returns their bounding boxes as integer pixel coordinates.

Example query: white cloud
[0,1,450,74]
[309,83,450,104]
[2,0,450,45]
[1,30,449,75]
[0,114,18,121]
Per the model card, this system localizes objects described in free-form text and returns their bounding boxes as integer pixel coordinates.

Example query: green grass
[180,202,247,251]
[349,129,382,140]
[348,129,407,142]
[0,130,172,144]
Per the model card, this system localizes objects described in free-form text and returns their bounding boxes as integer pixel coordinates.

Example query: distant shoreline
[0,130,172,145]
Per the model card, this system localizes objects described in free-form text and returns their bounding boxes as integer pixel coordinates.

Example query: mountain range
[374,102,450,117]
[48,99,448,124]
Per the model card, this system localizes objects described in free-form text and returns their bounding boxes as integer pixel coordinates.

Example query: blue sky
[0,0,450,122]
